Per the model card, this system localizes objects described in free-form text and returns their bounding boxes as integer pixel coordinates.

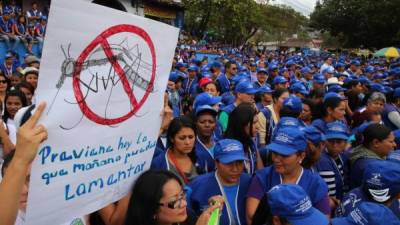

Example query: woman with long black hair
[151,116,202,185]
[225,102,263,174]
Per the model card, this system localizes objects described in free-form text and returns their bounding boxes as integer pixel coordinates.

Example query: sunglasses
[159,191,186,209]
[0,80,7,84]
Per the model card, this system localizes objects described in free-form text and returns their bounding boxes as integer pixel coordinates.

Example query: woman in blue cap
[188,139,251,225]
[266,184,329,225]
[246,127,330,225]
[151,116,202,185]
[312,93,346,133]
[193,104,219,173]
[225,102,263,174]
[315,121,350,212]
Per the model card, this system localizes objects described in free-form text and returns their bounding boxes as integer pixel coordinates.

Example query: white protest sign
[26,0,179,224]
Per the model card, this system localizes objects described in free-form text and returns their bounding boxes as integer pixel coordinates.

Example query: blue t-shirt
[223,184,239,225]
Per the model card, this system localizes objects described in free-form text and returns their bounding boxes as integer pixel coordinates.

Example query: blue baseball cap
[370,83,387,93]
[365,65,375,73]
[257,85,273,94]
[269,63,278,71]
[322,67,335,75]
[169,72,179,82]
[176,62,187,69]
[188,65,198,72]
[290,83,309,96]
[195,104,217,116]
[325,121,349,140]
[300,66,312,74]
[267,127,307,156]
[323,92,345,102]
[331,202,400,225]
[257,67,268,74]
[273,76,287,85]
[211,61,222,69]
[267,184,329,225]
[193,93,222,111]
[5,53,13,59]
[214,139,248,164]
[304,126,326,144]
[235,80,258,94]
[328,84,346,93]
[313,74,326,84]
[283,95,303,113]
[221,92,235,106]
[362,160,400,203]
[350,60,361,66]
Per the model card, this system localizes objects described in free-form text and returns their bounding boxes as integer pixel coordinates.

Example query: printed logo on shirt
[70,218,84,225]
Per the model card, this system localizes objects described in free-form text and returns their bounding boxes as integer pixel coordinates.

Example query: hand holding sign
[14,102,48,166]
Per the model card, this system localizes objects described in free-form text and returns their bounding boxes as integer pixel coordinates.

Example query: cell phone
[207,207,220,225]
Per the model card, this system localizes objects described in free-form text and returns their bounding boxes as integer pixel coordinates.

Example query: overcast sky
[270,0,316,16]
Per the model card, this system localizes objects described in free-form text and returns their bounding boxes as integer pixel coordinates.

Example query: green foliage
[310,0,400,48]
[183,0,308,46]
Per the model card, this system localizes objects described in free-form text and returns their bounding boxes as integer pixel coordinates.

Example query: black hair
[344,80,360,89]
[224,61,235,70]
[279,105,300,118]
[0,73,11,91]
[166,115,197,165]
[362,123,392,148]
[321,96,343,118]
[225,103,257,154]
[1,149,15,177]
[204,81,221,93]
[124,170,183,225]
[272,88,288,103]
[15,81,35,95]
[3,89,28,123]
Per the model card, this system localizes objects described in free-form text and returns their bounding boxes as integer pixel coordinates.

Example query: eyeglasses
[159,191,186,209]
[0,80,7,84]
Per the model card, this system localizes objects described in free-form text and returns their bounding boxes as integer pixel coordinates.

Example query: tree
[310,0,400,48]
[183,0,308,46]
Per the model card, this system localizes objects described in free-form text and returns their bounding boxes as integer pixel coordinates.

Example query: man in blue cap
[216,61,237,94]
[346,60,361,77]
[254,68,269,88]
[182,64,199,96]
[272,76,287,90]
[167,72,182,118]
[315,121,350,209]
[300,66,313,91]
[218,80,257,132]
[210,61,223,80]
[332,202,400,225]
[273,95,306,135]
[267,184,329,225]
[188,139,251,225]
[313,73,326,91]
[290,82,309,99]
[335,160,400,219]
[320,56,333,73]
[175,62,187,79]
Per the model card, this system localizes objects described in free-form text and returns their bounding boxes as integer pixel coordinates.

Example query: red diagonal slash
[72,24,156,125]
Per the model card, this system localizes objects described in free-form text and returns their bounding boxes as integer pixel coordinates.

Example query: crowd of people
[0,3,400,225]
[0,1,48,55]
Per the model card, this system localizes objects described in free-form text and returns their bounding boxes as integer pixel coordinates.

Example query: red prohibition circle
[72,24,156,125]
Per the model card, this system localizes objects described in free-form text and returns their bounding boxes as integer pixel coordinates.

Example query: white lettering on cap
[223,143,241,152]
[349,208,368,225]
[367,173,384,186]
[275,133,293,144]
[294,197,312,213]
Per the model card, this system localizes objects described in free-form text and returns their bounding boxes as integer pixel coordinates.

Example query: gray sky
[270,0,316,16]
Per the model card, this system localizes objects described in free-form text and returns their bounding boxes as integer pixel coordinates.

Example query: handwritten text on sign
[26,0,179,225]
